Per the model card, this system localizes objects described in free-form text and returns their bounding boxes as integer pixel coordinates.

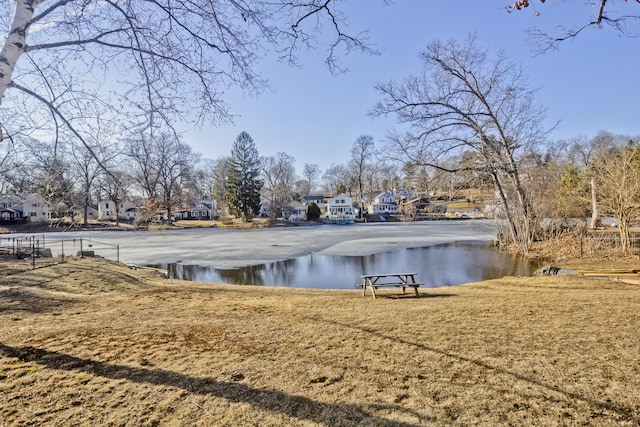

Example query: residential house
[368,191,398,215]
[98,200,138,221]
[393,188,412,204]
[258,198,270,218]
[281,201,307,221]
[73,205,99,221]
[174,200,219,220]
[326,194,355,221]
[0,193,51,222]
[303,192,325,206]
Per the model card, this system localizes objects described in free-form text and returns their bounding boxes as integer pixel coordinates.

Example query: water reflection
[162,241,539,289]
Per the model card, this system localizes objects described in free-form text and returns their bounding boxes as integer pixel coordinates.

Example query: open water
[163,240,539,289]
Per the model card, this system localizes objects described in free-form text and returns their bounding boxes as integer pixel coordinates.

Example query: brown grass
[1,257,640,425]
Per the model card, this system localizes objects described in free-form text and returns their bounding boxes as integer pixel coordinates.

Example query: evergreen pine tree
[226,132,263,221]
[306,202,321,222]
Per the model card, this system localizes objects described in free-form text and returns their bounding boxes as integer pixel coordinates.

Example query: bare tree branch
[0,0,375,163]
[507,0,640,52]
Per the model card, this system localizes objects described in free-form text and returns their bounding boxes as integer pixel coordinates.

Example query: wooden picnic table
[360,273,422,299]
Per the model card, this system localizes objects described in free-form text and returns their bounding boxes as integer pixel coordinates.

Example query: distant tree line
[3,123,639,250]
[1,1,637,254]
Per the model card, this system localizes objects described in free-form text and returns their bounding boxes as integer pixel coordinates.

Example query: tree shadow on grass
[307,317,638,423]
[0,288,76,314]
[381,293,457,300]
[0,342,424,426]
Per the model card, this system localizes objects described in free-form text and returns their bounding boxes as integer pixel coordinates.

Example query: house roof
[284,201,306,209]
[375,191,393,198]
[0,193,24,204]
[305,193,324,199]
[197,200,214,209]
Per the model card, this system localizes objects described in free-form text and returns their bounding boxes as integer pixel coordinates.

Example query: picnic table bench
[359,273,422,299]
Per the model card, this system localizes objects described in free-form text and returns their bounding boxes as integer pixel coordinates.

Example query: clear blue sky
[183,1,639,174]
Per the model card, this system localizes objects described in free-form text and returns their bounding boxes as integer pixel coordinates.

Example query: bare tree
[127,134,161,201]
[322,163,349,196]
[156,136,199,225]
[0,134,30,192]
[0,1,375,159]
[18,138,75,218]
[302,163,321,195]
[506,1,640,51]
[128,132,197,224]
[0,132,15,191]
[567,132,620,228]
[350,135,376,216]
[261,152,297,221]
[190,158,217,200]
[372,34,551,253]
[97,168,128,228]
[593,141,640,252]
[70,144,104,225]
[211,157,231,216]
[69,121,121,225]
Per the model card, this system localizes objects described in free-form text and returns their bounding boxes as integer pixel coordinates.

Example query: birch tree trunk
[0,1,42,104]
[590,177,599,229]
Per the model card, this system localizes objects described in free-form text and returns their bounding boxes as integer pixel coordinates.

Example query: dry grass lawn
[1,257,640,426]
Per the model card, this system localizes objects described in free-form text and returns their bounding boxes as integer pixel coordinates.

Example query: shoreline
[2,220,498,269]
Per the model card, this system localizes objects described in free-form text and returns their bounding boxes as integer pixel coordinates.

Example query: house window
[30,212,37,217]
[105,202,110,209]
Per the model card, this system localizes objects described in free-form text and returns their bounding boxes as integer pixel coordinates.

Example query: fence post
[80,238,83,258]
[117,245,120,263]
[32,240,35,269]
[61,241,64,262]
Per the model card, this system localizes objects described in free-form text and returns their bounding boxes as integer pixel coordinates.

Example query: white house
[326,194,355,222]
[73,205,99,221]
[0,193,51,222]
[98,200,138,221]
[368,191,398,215]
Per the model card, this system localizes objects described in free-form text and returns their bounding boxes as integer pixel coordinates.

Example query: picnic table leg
[371,285,377,299]
[362,279,367,296]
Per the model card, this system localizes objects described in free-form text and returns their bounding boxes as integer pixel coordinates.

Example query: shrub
[307,202,321,222]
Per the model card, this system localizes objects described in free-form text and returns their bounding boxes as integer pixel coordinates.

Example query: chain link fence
[0,235,120,269]
[577,232,640,258]
[536,231,640,259]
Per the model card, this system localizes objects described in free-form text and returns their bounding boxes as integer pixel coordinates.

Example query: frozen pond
[3,220,534,288]
[5,220,498,268]
[162,240,539,290]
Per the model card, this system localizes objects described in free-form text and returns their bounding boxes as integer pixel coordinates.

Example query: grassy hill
[1,257,639,425]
